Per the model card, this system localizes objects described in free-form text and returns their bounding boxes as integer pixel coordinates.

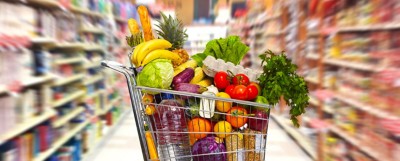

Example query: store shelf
[309,96,319,106]
[338,23,400,32]
[53,73,85,86]
[83,75,104,85]
[27,0,63,9]
[309,96,334,113]
[329,125,384,160]
[0,109,56,145]
[33,119,91,161]
[54,42,85,50]
[69,6,105,18]
[31,37,57,47]
[305,76,319,84]
[264,31,285,37]
[334,93,399,120]
[102,96,122,115]
[22,74,56,87]
[0,74,55,95]
[79,26,104,34]
[306,53,319,60]
[53,57,83,65]
[0,85,7,94]
[83,59,102,69]
[84,89,105,100]
[272,114,317,160]
[323,58,380,72]
[82,44,105,52]
[52,107,85,128]
[52,90,85,108]
[114,16,127,23]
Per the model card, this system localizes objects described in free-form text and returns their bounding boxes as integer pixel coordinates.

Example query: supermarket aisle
[91,112,312,161]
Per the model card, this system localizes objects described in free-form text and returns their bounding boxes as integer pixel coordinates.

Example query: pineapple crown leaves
[155,12,188,50]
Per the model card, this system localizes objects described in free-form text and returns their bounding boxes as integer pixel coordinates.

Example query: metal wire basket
[101,60,271,161]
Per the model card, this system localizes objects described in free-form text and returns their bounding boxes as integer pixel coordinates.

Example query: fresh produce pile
[126,6,309,161]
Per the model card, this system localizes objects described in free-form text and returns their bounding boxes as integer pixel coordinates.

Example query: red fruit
[248,109,269,132]
[232,74,250,86]
[231,85,248,100]
[247,85,259,100]
[214,71,230,90]
[224,85,235,97]
[249,82,261,96]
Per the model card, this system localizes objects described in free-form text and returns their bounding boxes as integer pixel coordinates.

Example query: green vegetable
[191,53,207,67]
[137,59,174,93]
[258,50,309,128]
[192,36,249,65]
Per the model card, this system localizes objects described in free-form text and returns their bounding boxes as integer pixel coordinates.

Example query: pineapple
[155,12,189,67]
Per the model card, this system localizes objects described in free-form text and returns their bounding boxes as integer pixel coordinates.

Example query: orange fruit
[142,94,154,105]
[226,106,248,128]
[215,92,232,112]
[213,121,232,139]
[188,118,212,139]
[145,105,156,115]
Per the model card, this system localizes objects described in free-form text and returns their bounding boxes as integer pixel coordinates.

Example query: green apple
[253,96,269,112]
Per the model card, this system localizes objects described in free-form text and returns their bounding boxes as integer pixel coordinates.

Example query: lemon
[145,105,156,115]
[216,92,232,112]
[214,121,232,139]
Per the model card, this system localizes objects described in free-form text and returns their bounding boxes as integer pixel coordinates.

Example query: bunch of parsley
[258,50,309,127]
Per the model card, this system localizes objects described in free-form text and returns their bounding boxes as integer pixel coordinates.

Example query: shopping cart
[101,59,271,161]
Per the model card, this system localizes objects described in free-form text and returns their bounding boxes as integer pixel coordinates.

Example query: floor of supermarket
[89,112,312,161]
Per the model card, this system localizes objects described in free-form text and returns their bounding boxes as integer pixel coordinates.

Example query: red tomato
[232,74,250,86]
[231,85,248,100]
[247,85,259,100]
[214,71,230,90]
[249,82,261,95]
[225,85,235,97]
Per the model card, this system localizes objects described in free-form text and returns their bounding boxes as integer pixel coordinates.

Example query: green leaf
[257,50,309,128]
[191,53,207,67]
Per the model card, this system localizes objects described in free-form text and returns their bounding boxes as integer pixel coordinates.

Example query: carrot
[137,6,154,41]
[145,131,159,161]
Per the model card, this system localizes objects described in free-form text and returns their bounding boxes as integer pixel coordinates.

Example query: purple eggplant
[172,68,194,87]
[174,83,207,94]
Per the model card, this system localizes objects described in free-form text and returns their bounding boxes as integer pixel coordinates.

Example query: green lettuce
[192,36,249,65]
[137,59,174,91]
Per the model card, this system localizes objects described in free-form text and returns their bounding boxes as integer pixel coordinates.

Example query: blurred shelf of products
[226,0,400,161]
[0,0,133,161]
[1,0,400,161]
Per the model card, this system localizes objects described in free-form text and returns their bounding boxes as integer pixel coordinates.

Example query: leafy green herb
[191,36,249,66]
[258,50,309,127]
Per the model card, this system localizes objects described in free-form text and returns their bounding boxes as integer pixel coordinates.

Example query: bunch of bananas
[131,39,182,67]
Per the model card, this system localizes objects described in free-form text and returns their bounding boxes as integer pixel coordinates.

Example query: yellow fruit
[214,121,232,139]
[190,67,205,84]
[128,18,140,34]
[196,78,212,87]
[174,60,198,76]
[137,39,172,66]
[216,92,232,112]
[132,43,145,66]
[145,105,156,115]
[140,49,181,66]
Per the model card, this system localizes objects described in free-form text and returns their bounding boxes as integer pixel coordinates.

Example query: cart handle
[101,60,150,161]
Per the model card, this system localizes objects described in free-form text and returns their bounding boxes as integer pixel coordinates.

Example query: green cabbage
[136,59,174,90]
